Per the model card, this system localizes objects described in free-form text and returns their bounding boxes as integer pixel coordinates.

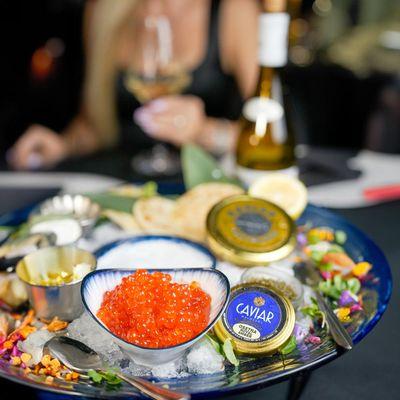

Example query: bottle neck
[256,66,275,98]
[258,12,290,68]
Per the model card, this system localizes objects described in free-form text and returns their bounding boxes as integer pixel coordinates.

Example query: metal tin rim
[214,283,296,355]
[206,195,296,266]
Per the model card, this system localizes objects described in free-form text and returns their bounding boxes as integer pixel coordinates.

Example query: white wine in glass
[125,15,191,176]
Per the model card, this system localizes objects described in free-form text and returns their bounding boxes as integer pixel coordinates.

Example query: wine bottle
[236,0,297,186]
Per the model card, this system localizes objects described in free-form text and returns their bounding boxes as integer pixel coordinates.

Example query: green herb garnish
[301,297,326,328]
[205,333,222,354]
[279,335,297,355]
[310,250,325,263]
[222,338,239,367]
[346,277,361,294]
[319,276,361,299]
[335,230,347,245]
[88,369,122,387]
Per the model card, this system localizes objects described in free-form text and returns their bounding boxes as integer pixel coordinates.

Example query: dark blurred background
[0,0,399,167]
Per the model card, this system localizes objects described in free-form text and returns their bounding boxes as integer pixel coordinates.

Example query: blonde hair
[83,0,139,147]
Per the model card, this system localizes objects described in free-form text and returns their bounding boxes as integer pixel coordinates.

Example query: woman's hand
[133,95,206,146]
[8,124,69,170]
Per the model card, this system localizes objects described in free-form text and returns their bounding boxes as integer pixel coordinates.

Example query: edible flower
[307,228,334,244]
[305,335,321,345]
[296,233,308,247]
[321,252,355,270]
[352,262,372,279]
[350,304,363,313]
[335,307,351,322]
[338,290,358,307]
[293,324,309,343]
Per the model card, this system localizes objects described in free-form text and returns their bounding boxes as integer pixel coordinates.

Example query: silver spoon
[44,336,190,400]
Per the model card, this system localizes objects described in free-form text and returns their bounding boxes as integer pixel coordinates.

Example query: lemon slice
[249,174,307,219]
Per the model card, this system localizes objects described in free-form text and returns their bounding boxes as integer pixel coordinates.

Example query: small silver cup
[16,246,96,321]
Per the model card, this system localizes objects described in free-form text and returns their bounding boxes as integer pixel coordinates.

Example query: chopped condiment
[97,270,211,348]
[29,262,92,286]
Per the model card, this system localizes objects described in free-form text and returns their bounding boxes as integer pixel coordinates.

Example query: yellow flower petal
[353,262,372,278]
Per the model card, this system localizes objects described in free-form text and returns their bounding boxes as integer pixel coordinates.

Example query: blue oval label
[222,286,286,342]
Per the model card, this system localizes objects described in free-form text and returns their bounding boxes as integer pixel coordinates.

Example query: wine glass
[125,14,191,176]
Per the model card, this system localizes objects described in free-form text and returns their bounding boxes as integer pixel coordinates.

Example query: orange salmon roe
[97,270,211,348]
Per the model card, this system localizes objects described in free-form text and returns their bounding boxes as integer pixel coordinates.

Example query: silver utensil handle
[316,292,353,350]
[117,373,190,400]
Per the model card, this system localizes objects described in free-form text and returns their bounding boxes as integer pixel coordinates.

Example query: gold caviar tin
[206,195,296,267]
[214,283,295,355]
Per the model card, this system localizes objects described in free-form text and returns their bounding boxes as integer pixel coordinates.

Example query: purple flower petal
[11,345,19,357]
[297,233,308,247]
[339,290,357,307]
[294,323,308,343]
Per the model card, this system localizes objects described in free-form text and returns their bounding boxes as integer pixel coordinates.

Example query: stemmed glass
[125,14,191,176]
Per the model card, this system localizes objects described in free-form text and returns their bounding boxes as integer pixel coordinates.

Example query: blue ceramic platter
[0,203,392,399]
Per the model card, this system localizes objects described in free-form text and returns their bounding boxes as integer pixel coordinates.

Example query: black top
[116,0,243,151]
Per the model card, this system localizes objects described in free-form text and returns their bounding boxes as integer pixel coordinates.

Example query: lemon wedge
[248,174,307,219]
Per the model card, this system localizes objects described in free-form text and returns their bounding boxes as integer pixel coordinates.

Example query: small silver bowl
[16,246,96,321]
[36,195,100,233]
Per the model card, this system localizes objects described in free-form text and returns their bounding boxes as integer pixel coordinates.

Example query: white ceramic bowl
[81,268,230,367]
[95,235,216,270]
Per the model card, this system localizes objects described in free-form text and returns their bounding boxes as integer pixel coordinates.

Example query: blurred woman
[9,0,259,170]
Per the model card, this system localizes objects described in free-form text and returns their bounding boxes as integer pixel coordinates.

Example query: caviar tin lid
[214,283,295,355]
[206,195,296,267]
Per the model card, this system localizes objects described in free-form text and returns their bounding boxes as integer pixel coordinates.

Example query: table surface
[0,151,398,399]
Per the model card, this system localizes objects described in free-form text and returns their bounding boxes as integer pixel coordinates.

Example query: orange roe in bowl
[96,270,211,348]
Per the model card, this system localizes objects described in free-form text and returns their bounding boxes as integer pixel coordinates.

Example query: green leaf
[311,250,325,263]
[88,369,103,383]
[88,369,122,387]
[301,298,327,328]
[279,335,297,355]
[181,144,241,190]
[347,278,361,294]
[85,193,137,214]
[328,244,345,253]
[333,275,346,291]
[222,338,239,367]
[319,280,341,300]
[335,230,347,245]
[319,262,333,272]
[205,334,222,354]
